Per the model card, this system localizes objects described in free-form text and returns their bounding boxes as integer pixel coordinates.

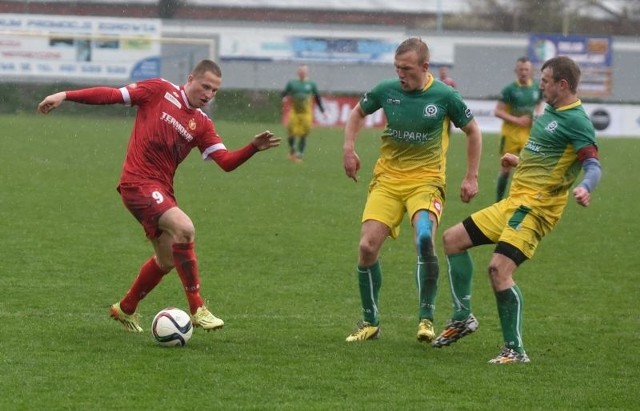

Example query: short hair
[192,59,222,77]
[395,37,430,64]
[516,56,530,64]
[541,56,581,93]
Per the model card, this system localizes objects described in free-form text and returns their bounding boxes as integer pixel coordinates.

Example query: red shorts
[117,184,177,239]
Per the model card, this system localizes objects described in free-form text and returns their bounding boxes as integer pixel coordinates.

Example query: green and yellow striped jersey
[510,99,596,210]
[360,75,474,182]
[499,79,543,137]
[283,79,320,114]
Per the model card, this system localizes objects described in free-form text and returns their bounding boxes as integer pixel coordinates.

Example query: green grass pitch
[1,113,638,410]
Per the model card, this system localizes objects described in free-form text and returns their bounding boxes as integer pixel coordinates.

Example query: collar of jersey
[421,73,434,92]
[180,88,195,110]
[556,99,582,112]
[516,78,533,87]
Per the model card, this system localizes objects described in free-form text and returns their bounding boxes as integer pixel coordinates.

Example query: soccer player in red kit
[37,59,280,333]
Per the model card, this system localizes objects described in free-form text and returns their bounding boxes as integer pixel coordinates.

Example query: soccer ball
[151,308,193,347]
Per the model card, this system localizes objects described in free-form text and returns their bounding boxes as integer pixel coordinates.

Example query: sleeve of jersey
[205,143,259,172]
[65,87,125,105]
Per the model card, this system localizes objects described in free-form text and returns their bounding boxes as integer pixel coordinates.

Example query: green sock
[495,285,525,353]
[416,255,439,321]
[297,137,307,156]
[357,261,382,325]
[287,137,296,154]
[447,251,474,321]
[496,173,509,201]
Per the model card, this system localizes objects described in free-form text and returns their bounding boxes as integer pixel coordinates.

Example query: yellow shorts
[470,197,560,259]
[288,111,312,137]
[362,178,445,239]
[500,131,529,155]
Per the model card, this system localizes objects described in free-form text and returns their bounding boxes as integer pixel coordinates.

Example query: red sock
[120,257,170,314]
[172,242,204,314]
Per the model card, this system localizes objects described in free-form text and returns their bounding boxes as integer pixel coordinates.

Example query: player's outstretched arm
[37,92,67,114]
[251,130,281,151]
[209,131,280,172]
[39,87,124,114]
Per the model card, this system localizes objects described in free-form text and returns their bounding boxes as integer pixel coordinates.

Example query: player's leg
[432,217,491,347]
[296,135,307,160]
[346,181,404,342]
[487,247,529,364]
[345,220,389,342]
[118,255,172,313]
[158,207,224,330]
[110,185,175,332]
[295,116,312,160]
[412,209,439,342]
[487,209,543,363]
[287,111,297,160]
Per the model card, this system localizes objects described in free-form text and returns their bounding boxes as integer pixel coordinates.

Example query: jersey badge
[545,120,558,133]
[423,104,438,118]
[188,118,197,131]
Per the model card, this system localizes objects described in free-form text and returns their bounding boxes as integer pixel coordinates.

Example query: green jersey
[510,99,596,213]
[360,75,473,182]
[283,79,321,114]
[499,80,542,138]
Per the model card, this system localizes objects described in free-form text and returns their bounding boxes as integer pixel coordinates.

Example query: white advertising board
[462,99,640,138]
[0,14,161,81]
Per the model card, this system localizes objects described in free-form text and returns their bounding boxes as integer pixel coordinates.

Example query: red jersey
[118,78,223,192]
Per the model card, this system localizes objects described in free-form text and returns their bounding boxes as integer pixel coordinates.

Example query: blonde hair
[395,37,430,64]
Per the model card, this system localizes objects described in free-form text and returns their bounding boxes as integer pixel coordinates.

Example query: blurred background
[1,0,638,135]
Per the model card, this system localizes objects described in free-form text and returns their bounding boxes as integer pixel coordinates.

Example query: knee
[155,255,175,271]
[173,222,195,243]
[358,238,379,265]
[442,228,456,254]
[488,264,511,290]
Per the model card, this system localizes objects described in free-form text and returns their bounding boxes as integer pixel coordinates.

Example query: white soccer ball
[151,308,193,347]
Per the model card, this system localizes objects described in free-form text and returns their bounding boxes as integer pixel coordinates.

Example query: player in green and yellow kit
[494,57,544,201]
[342,37,482,344]
[281,64,325,163]
[433,56,602,364]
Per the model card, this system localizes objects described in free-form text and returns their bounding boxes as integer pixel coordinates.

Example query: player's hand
[460,176,478,203]
[501,153,519,169]
[573,186,591,207]
[343,150,360,182]
[251,130,281,151]
[515,116,532,127]
[37,92,67,114]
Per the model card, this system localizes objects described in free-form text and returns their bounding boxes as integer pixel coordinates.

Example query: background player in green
[281,64,325,163]
[494,57,544,201]
[342,37,482,344]
[432,56,602,364]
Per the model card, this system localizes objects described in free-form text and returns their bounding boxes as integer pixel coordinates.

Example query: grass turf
[1,113,638,410]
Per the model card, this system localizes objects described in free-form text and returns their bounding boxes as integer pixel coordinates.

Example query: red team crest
[433,199,442,216]
[188,118,197,131]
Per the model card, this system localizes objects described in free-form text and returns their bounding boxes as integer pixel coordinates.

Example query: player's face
[297,65,308,80]
[515,61,532,85]
[540,67,563,107]
[185,71,222,109]
[395,51,429,91]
